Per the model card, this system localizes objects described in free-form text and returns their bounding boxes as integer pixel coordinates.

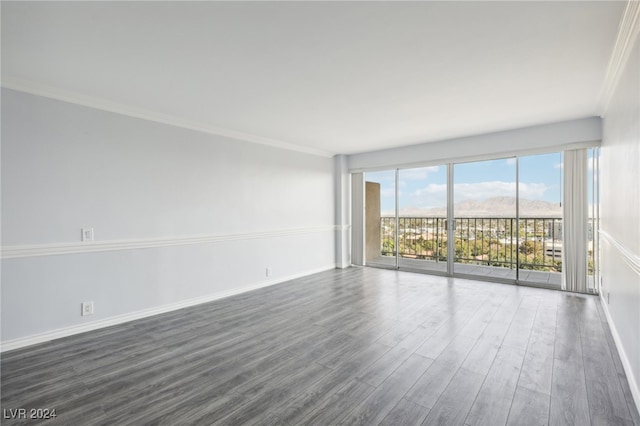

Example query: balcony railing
[380,217,569,272]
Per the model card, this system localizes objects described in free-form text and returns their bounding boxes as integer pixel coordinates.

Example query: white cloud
[410,181,549,207]
[505,158,517,166]
[519,182,550,198]
[412,183,446,198]
[409,183,447,208]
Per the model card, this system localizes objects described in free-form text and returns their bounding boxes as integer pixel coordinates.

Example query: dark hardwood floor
[2,267,639,425]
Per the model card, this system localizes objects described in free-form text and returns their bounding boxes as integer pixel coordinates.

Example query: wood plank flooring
[1,267,638,425]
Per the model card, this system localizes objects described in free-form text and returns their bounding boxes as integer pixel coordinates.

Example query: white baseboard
[0,264,337,353]
[599,293,640,417]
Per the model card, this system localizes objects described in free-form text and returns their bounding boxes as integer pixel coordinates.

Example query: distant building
[547,220,594,242]
[544,241,562,259]
[548,221,563,240]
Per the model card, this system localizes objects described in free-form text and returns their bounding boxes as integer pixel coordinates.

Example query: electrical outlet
[82,301,94,316]
[266,267,271,277]
[82,228,94,242]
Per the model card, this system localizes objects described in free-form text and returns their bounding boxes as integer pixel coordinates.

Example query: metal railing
[380,216,566,272]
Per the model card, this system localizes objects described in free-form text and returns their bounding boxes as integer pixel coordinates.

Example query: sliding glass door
[450,154,563,286]
[396,166,449,274]
[517,152,563,286]
[452,158,517,279]
[361,148,598,291]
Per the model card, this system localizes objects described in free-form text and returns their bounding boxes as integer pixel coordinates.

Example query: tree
[382,238,395,255]
[519,240,537,255]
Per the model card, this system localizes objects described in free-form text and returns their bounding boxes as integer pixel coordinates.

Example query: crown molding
[1,77,334,158]
[598,0,640,115]
[1,225,338,259]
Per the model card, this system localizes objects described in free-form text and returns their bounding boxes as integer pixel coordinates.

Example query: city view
[366,152,598,284]
[380,211,566,273]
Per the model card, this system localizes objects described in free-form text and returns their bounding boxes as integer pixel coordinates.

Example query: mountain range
[394,196,562,217]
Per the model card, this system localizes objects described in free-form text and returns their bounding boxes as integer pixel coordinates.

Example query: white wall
[601,29,640,410]
[348,117,601,171]
[1,88,336,346]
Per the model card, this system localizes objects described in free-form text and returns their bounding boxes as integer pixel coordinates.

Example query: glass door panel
[453,158,517,279]
[364,170,397,268]
[517,153,562,287]
[397,166,448,274]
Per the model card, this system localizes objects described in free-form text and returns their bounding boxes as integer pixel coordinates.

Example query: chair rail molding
[600,229,640,276]
[1,225,338,259]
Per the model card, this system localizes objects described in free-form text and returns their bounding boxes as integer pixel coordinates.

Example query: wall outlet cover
[82,301,94,316]
[82,228,94,242]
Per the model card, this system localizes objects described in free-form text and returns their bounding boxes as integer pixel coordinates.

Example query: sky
[366,151,597,215]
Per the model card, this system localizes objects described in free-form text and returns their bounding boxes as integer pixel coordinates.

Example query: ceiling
[1,1,625,156]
